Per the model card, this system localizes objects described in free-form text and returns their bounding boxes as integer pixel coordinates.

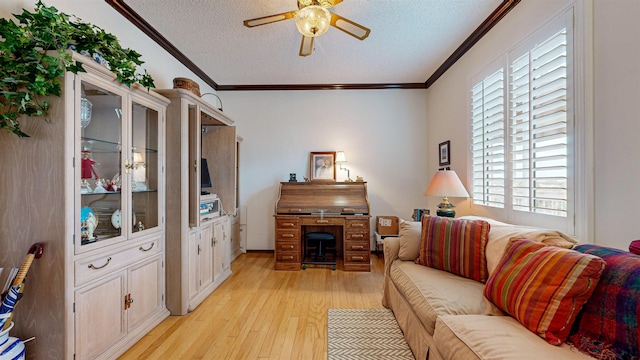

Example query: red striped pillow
[417,216,490,282]
[484,238,605,345]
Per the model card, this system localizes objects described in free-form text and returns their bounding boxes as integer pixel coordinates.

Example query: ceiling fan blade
[299,35,314,57]
[330,13,370,40]
[243,11,296,28]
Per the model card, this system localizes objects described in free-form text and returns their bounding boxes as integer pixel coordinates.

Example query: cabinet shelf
[81,190,158,196]
[82,136,159,153]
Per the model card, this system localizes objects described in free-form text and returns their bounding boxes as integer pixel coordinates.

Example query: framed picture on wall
[309,151,336,181]
[439,140,451,166]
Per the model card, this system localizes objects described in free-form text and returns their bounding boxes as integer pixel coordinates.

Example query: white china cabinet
[0,52,169,360]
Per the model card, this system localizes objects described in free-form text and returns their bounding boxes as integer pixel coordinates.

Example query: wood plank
[118,252,384,359]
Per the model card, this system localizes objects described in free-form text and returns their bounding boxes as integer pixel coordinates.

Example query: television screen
[201,158,212,189]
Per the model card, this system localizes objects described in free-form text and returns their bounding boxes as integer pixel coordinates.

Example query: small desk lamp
[424,170,470,217]
[335,151,353,182]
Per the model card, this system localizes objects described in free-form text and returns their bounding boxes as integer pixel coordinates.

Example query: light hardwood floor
[119,253,385,360]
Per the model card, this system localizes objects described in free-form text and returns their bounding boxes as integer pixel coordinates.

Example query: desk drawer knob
[351,245,364,250]
[351,234,364,239]
[282,222,295,227]
[282,255,294,260]
[282,233,295,238]
[281,245,294,250]
[316,220,329,224]
[350,223,364,228]
[352,256,364,261]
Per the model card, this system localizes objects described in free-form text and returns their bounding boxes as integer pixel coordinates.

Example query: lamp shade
[295,5,331,37]
[335,151,347,163]
[424,170,470,198]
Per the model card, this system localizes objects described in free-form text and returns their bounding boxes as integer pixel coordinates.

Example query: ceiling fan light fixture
[294,5,331,37]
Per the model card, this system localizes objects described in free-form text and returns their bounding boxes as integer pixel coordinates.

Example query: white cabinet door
[75,274,126,360]
[128,255,164,330]
[213,220,224,282]
[200,223,214,290]
[188,229,200,301]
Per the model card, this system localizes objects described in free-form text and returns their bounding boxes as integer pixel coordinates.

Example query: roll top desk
[274,182,371,271]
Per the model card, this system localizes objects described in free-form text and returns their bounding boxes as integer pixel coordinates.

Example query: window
[470,11,573,230]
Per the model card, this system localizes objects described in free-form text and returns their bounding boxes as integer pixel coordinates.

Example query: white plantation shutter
[469,9,574,231]
[471,69,505,208]
[509,28,568,217]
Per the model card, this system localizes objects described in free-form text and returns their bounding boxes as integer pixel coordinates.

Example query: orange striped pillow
[417,215,490,282]
[484,238,605,345]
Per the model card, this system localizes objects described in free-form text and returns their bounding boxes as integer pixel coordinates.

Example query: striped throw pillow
[484,238,605,345]
[417,216,490,282]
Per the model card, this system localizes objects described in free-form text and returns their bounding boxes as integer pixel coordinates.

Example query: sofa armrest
[383,236,400,276]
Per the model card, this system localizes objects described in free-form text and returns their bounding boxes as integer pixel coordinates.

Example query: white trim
[572,0,595,243]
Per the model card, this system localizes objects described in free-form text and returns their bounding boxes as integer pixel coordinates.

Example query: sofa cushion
[390,260,503,335]
[434,315,593,360]
[397,220,422,261]
[458,216,578,275]
[417,215,490,282]
[568,244,640,359]
[484,238,605,345]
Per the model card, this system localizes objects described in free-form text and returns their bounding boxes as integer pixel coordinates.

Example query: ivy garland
[0,1,155,137]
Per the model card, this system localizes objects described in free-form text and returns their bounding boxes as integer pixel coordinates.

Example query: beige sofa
[381,216,593,360]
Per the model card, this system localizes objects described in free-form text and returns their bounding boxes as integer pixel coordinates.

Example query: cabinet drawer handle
[139,243,155,252]
[352,256,364,261]
[282,233,295,238]
[350,223,365,228]
[351,245,364,250]
[281,245,294,250]
[281,222,295,227]
[351,234,364,239]
[316,220,329,224]
[88,257,112,270]
[282,255,294,260]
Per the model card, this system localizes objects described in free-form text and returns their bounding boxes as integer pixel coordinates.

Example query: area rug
[327,308,414,360]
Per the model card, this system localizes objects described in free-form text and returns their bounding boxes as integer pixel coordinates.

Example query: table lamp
[335,151,353,182]
[424,170,470,217]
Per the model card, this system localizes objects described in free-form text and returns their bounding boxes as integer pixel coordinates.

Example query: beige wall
[593,0,640,250]
[222,89,428,250]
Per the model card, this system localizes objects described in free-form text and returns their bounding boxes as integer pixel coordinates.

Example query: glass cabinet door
[79,80,124,246]
[130,101,160,235]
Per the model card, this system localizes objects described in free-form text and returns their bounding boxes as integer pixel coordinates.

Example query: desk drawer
[275,240,299,252]
[345,251,370,263]
[345,231,369,241]
[275,218,299,228]
[276,252,300,263]
[276,229,299,241]
[345,241,369,252]
[301,217,344,226]
[346,219,369,229]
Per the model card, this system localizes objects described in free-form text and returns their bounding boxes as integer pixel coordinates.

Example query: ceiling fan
[243,0,371,57]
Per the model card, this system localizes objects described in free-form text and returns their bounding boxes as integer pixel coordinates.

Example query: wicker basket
[172,77,200,97]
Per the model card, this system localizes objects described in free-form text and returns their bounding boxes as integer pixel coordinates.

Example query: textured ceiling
[124,0,503,86]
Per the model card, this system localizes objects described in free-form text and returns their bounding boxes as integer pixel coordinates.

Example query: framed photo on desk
[309,151,336,181]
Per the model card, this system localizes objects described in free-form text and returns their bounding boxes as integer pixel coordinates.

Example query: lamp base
[436,196,455,218]
[436,209,455,218]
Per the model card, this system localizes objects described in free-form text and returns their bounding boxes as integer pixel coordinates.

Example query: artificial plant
[0,1,155,137]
